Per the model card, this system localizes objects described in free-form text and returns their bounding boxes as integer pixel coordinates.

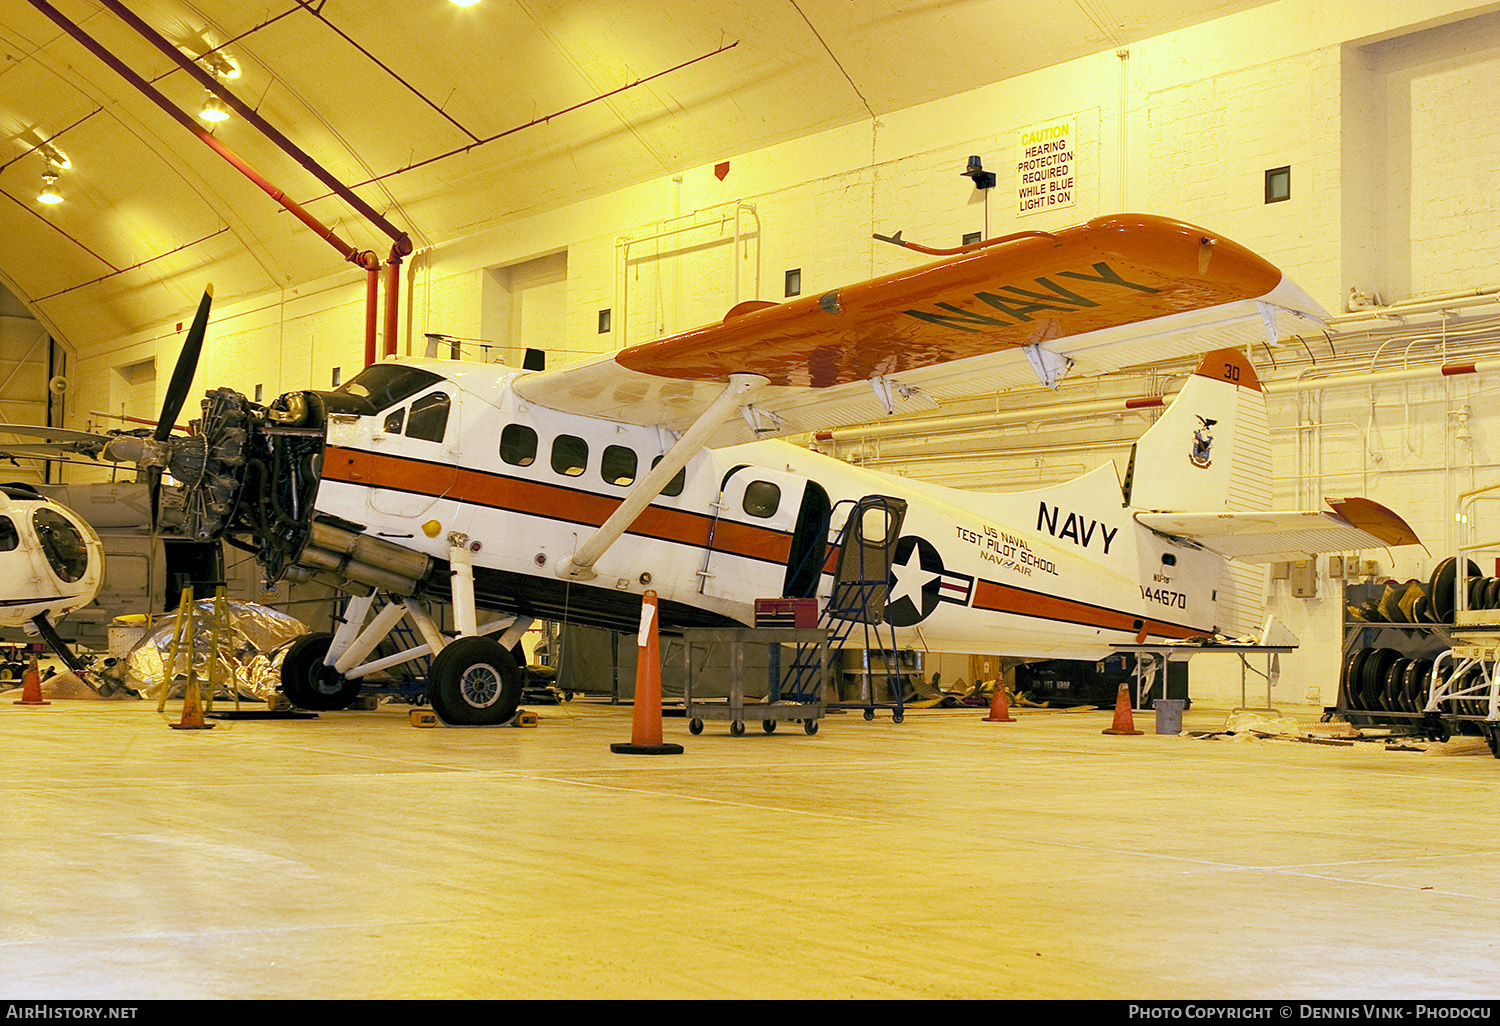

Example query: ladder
[778,495,909,721]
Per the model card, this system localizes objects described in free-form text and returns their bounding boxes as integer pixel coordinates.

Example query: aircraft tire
[427,636,522,726]
[280,632,362,711]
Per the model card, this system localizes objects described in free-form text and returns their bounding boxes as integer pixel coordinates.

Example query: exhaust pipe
[293,521,432,596]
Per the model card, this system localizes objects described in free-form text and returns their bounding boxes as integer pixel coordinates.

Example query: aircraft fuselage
[308,358,1220,659]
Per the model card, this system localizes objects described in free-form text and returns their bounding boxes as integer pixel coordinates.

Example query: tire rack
[1335,482,1500,756]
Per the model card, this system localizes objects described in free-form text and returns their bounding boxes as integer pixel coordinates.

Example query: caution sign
[1016,117,1076,216]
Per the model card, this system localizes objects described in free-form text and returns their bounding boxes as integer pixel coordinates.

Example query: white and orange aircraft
[26,214,1420,724]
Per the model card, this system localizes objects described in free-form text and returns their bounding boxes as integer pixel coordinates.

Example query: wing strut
[556,373,769,581]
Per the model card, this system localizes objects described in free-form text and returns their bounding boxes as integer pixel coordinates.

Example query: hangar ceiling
[0,0,1277,356]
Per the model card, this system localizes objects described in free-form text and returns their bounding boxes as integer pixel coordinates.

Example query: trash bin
[1154,698,1185,734]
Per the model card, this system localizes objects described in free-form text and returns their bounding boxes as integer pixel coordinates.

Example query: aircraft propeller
[0,284,216,532]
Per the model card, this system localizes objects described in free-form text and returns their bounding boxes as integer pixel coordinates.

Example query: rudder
[1124,348,1271,513]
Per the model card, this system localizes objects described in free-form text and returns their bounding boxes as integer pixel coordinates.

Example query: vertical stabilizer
[1124,348,1271,513]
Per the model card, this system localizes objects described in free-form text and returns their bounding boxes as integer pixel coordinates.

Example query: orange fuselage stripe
[326,447,1205,639]
[323,446,794,565]
[971,580,1203,640]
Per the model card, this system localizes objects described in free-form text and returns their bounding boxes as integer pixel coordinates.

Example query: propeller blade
[0,443,85,457]
[147,465,163,534]
[0,425,113,445]
[155,284,213,442]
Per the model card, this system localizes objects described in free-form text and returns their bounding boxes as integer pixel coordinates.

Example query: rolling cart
[682,627,829,736]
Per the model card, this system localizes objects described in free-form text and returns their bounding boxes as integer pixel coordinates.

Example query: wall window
[601,445,638,486]
[405,391,450,442]
[551,435,588,477]
[500,424,538,466]
[743,481,781,519]
[1265,165,1290,203]
[784,268,802,297]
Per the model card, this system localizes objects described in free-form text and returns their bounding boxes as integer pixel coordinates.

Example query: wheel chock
[410,709,440,728]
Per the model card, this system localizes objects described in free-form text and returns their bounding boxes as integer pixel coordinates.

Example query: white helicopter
[19,214,1419,724]
[0,482,104,666]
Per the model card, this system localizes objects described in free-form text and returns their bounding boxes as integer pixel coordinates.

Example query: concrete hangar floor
[1,695,1495,1000]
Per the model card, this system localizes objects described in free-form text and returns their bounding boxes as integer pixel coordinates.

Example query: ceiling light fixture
[37,168,63,205]
[202,51,240,79]
[199,92,230,123]
[449,0,482,6]
[38,142,70,170]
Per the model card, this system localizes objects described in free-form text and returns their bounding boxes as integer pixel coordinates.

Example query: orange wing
[515,214,1325,443]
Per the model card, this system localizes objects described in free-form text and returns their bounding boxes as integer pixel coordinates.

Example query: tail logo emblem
[1190,416,1217,469]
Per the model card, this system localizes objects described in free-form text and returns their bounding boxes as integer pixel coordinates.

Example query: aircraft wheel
[0,661,20,682]
[280,632,362,710]
[427,636,522,726]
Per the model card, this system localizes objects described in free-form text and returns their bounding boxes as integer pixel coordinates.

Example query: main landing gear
[278,533,531,726]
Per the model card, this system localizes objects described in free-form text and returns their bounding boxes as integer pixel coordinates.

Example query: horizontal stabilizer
[1135,497,1421,563]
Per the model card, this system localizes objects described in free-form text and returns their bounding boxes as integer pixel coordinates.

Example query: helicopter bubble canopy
[0,485,104,628]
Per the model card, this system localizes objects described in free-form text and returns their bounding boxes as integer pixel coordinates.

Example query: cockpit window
[32,508,87,583]
[334,365,444,413]
[0,516,17,552]
[405,392,451,443]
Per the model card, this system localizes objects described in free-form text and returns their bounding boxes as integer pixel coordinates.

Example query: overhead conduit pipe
[26,0,408,366]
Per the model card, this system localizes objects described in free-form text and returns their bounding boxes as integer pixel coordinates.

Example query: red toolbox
[754,597,819,628]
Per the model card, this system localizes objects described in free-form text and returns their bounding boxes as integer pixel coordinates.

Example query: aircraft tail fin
[1123,348,1271,513]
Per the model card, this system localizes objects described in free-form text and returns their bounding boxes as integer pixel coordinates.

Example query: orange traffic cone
[611,591,682,755]
[169,679,215,730]
[12,654,49,707]
[981,679,1015,722]
[1102,680,1142,736]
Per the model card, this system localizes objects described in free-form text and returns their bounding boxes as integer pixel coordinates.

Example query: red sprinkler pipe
[90,0,412,258]
[364,259,380,367]
[25,0,371,268]
[384,249,403,359]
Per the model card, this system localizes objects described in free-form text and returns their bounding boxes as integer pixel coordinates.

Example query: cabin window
[0,516,17,551]
[335,364,443,413]
[500,424,538,466]
[382,408,405,434]
[404,392,451,442]
[32,508,87,583]
[601,445,637,487]
[551,435,589,477]
[651,456,687,497]
[743,480,781,519]
[859,506,893,546]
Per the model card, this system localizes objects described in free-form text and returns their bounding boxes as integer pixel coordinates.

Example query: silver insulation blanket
[125,601,308,700]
